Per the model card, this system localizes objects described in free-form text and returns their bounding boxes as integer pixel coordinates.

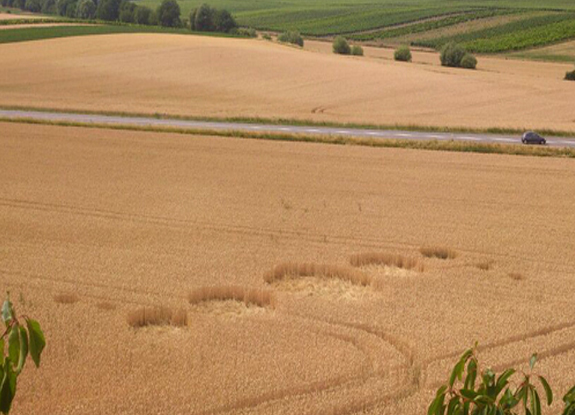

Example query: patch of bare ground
[0,23,93,30]
[53,293,79,304]
[0,12,43,20]
[127,306,188,328]
[420,246,458,260]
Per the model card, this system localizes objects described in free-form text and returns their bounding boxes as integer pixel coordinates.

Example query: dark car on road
[522,131,546,145]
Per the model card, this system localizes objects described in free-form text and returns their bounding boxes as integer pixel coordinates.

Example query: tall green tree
[193,3,214,31]
[75,0,95,19]
[156,0,181,27]
[134,6,152,25]
[96,0,121,21]
[214,9,236,32]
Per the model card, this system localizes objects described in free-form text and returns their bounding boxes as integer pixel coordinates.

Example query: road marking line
[305,129,320,133]
[335,130,350,134]
[396,133,413,137]
[459,136,481,141]
[279,127,291,131]
[367,132,382,135]
[427,135,443,139]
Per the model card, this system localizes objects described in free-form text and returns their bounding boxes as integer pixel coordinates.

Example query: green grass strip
[0,23,241,44]
[2,117,574,159]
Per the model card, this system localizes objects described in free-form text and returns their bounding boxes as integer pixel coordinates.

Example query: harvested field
[0,33,574,132]
[2,121,575,414]
[0,23,90,30]
[512,39,575,62]
[0,12,43,20]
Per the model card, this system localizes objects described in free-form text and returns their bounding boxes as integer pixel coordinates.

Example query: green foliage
[23,0,42,12]
[262,33,271,40]
[0,23,239,45]
[277,30,303,46]
[565,69,575,81]
[134,5,152,24]
[332,35,350,54]
[234,27,256,37]
[418,12,575,53]
[118,0,136,22]
[394,45,412,62]
[96,0,121,21]
[156,0,181,27]
[237,5,473,37]
[75,0,95,19]
[0,293,45,414]
[440,42,466,67]
[41,0,56,14]
[351,44,363,56]
[349,8,515,42]
[190,4,237,32]
[55,0,73,16]
[460,53,477,69]
[428,346,553,415]
[213,8,236,32]
[190,3,211,30]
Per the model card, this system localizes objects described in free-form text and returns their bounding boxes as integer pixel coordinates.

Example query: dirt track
[0,33,574,132]
[2,122,575,414]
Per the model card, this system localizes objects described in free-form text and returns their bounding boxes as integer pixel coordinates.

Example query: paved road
[2,109,575,148]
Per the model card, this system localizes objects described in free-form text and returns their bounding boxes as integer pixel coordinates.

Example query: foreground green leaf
[26,319,45,368]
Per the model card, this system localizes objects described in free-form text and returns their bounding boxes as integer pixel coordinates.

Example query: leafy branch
[0,293,45,414]
[428,343,554,415]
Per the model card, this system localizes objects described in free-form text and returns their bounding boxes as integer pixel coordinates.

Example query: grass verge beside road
[2,117,574,159]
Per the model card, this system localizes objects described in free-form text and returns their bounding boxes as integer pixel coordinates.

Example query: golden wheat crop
[349,252,424,271]
[0,34,574,132]
[2,121,575,414]
[189,286,275,308]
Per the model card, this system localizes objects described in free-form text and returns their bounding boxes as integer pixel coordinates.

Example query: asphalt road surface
[2,109,574,148]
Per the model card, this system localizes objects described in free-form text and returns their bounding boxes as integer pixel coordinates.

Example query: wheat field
[0,33,574,132]
[2,121,575,414]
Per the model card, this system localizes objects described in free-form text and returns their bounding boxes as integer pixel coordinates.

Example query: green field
[3,0,575,55]
[131,0,575,54]
[0,24,237,44]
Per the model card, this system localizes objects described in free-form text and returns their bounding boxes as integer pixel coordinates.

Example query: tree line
[1,0,240,33]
